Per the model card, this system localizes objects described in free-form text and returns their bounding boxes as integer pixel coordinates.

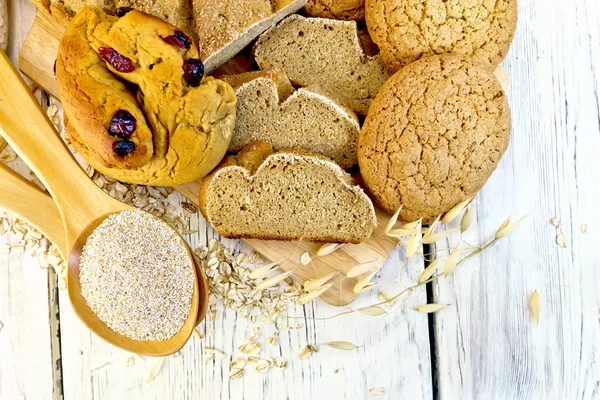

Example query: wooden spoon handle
[0,51,100,211]
[0,163,67,258]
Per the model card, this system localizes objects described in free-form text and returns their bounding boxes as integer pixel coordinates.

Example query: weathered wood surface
[2,0,600,399]
[432,0,600,399]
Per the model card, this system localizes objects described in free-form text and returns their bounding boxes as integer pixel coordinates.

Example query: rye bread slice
[199,142,376,243]
[220,69,360,169]
[253,14,392,115]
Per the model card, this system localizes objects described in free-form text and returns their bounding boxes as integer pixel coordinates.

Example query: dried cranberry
[113,140,136,157]
[98,47,135,73]
[116,7,133,17]
[108,110,136,140]
[161,31,192,50]
[182,58,204,87]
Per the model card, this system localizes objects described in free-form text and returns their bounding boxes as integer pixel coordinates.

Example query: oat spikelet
[255,271,293,291]
[384,206,403,233]
[358,305,386,316]
[422,228,458,245]
[355,282,381,294]
[405,220,422,259]
[529,290,541,325]
[303,272,337,292]
[385,228,414,238]
[346,260,380,278]
[297,283,334,305]
[416,304,449,313]
[353,270,378,293]
[145,358,165,384]
[248,261,280,279]
[442,197,473,225]
[377,291,396,307]
[300,252,312,266]
[298,345,315,360]
[443,246,461,277]
[316,243,342,257]
[323,341,359,350]
[423,215,441,240]
[496,215,528,239]
[368,387,385,395]
[461,207,474,232]
[400,218,421,230]
[419,258,442,283]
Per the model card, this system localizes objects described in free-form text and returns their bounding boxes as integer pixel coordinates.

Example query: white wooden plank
[433,0,600,398]
[0,1,59,398]
[59,191,433,400]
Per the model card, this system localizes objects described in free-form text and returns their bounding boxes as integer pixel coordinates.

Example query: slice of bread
[253,14,392,116]
[193,0,306,73]
[199,142,376,243]
[220,69,360,169]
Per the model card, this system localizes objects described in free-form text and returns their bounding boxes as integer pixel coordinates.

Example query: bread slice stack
[221,69,360,169]
[200,142,376,243]
[253,14,392,115]
[194,0,306,73]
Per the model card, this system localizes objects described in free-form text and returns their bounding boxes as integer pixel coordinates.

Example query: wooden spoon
[0,52,199,356]
[0,163,209,325]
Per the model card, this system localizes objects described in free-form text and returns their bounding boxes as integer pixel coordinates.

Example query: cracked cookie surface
[56,7,236,186]
[358,54,511,222]
[365,0,518,71]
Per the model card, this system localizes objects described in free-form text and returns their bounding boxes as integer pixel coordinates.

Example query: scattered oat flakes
[193,328,204,339]
[124,356,135,366]
[549,218,562,227]
[205,347,226,360]
[529,290,541,325]
[247,355,259,364]
[230,357,245,369]
[556,232,568,248]
[247,327,261,341]
[334,369,339,374]
[239,341,261,356]
[268,336,278,347]
[300,252,312,265]
[368,387,385,395]
[273,358,288,369]
[298,345,315,360]
[581,224,588,233]
[255,359,271,374]
[295,322,302,329]
[229,368,245,380]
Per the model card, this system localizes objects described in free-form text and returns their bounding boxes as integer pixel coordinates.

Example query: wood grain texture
[0,1,58,398]
[58,191,433,400]
[432,0,600,398]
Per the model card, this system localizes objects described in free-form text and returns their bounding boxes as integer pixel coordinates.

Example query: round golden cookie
[358,55,511,223]
[56,7,237,186]
[365,0,518,71]
[305,0,365,21]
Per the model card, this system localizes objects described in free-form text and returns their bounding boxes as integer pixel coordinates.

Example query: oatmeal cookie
[358,54,511,222]
[365,0,518,71]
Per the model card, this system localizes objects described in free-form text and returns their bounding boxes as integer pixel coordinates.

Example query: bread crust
[200,142,376,243]
[56,7,237,186]
[304,0,364,21]
[358,54,511,223]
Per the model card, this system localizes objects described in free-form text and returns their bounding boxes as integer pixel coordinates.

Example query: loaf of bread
[199,142,376,243]
[220,69,360,169]
[38,0,195,37]
[193,0,306,73]
[253,15,392,116]
[56,7,236,186]
[304,0,364,21]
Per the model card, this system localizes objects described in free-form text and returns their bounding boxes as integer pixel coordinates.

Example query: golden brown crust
[56,7,236,186]
[304,0,364,21]
[358,54,511,222]
[365,0,518,71]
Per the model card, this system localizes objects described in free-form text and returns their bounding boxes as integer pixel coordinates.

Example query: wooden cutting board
[18,9,400,306]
